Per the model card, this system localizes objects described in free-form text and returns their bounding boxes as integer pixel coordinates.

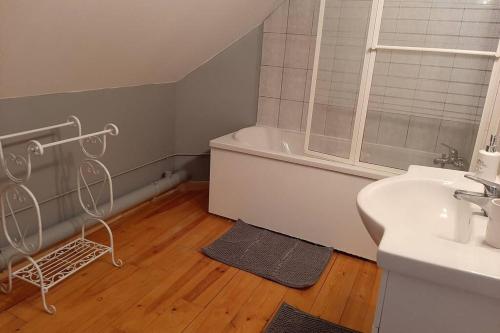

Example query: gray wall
[174,25,263,180]
[0,25,263,248]
[0,84,176,247]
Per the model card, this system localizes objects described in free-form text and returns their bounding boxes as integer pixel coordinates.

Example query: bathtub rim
[210,127,401,181]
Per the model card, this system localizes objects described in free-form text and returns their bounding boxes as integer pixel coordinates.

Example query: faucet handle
[464,174,500,195]
[440,143,458,156]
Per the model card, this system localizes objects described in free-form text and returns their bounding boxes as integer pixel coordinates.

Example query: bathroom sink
[357,165,500,298]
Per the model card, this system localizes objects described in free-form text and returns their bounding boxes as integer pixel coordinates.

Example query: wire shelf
[13,238,111,290]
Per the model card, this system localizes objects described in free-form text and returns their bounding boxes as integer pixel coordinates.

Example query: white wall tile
[389,52,422,65]
[311,0,321,35]
[363,111,381,143]
[451,68,486,84]
[264,0,289,33]
[304,70,313,102]
[301,102,310,131]
[460,22,500,38]
[377,112,410,147]
[417,79,449,93]
[385,87,414,99]
[414,90,447,103]
[288,0,317,34]
[310,103,327,134]
[284,34,312,69]
[281,68,307,101]
[421,53,451,67]
[399,7,431,20]
[464,9,500,23]
[386,76,417,89]
[445,93,478,107]
[413,99,444,113]
[388,63,420,77]
[259,66,283,98]
[430,8,463,21]
[454,55,491,70]
[428,21,462,35]
[381,20,397,33]
[308,36,318,69]
[406,116,440,151]
[262,33,286,67]
[425,35,459,49]
[396,19,428,34]
[325,107,354,139]
[257,97,280,126]
[279,100,303,130]
[419,66,452,81]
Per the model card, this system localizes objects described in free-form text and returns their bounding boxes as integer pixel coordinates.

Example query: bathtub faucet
[454,174,500,216]
[433,143,466,170]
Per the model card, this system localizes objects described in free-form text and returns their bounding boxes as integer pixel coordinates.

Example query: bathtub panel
[209,148,377,260]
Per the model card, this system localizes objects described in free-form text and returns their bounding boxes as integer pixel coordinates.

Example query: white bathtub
[209,126,387,260]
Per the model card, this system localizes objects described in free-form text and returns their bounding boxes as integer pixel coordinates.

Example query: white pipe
[4,152,209,216]
[0,169,189,271]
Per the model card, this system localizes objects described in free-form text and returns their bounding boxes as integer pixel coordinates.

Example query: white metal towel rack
[0,115,122,314]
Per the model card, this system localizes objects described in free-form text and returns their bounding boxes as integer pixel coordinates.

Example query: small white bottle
[486,198,500,248]
[475,135,500,183]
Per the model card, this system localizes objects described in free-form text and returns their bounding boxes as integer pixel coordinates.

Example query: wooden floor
[0,187,381,333]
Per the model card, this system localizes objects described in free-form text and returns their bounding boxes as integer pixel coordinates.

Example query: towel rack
[0,116,122,314]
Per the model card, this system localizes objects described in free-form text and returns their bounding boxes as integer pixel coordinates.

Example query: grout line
[276,1,292,128]
[433,118,444,152]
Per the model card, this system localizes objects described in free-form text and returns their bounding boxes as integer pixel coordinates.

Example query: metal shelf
[14,238,111,290]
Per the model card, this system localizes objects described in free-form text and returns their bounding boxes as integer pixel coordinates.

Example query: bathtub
[209,126,392,260]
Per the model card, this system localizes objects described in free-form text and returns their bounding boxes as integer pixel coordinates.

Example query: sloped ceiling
[0,0,281,99]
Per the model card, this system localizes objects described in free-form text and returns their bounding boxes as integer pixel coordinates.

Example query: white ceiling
[0,0,281,99]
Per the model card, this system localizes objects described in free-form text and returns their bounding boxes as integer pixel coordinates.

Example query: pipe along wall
[0,170,189,271]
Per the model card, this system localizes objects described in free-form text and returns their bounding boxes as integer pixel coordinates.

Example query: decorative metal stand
[0,116,122,314]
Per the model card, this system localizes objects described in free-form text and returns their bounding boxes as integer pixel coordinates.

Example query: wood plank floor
[0,187,381,333]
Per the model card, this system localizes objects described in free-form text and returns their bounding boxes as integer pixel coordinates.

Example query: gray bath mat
[202,220,333,288]
[265,303,359,333]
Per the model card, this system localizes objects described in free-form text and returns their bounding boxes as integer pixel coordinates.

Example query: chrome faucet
[454,174,500,216]
[433,143,466,170]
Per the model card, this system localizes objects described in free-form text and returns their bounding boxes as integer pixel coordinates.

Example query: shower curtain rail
[372,44,499,57]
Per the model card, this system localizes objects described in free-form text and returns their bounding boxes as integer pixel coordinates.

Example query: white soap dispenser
[486,198,500,248]
[475,135,500,182]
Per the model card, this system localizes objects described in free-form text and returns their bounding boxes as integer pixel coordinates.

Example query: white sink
[357,165,500,299]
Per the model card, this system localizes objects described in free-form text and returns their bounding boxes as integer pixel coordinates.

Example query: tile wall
[257,0,320,130]
[257,0,493,168]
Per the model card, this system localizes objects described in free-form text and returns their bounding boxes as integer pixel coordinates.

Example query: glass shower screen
[360,0,499,170]
[305,0,500,172]
[306,0,373,159]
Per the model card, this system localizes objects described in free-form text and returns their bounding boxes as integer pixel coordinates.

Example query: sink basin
[357,165,500,299]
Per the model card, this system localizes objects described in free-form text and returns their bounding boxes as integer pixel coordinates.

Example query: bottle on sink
[478,135,500,248]
[486,199,500,248]
[475,135,500,183]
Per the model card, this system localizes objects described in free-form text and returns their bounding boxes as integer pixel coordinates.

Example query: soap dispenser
[486,198,500,248]
[475,135,500,182]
